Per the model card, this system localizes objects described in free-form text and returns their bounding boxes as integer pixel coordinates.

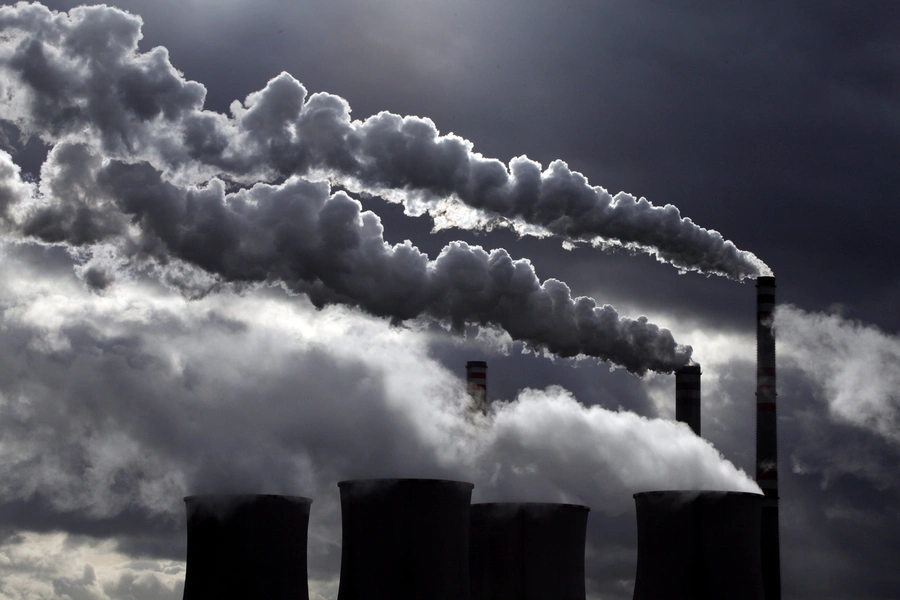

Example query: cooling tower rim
[466,360,488,367]
[183,493,313,503]
[756,276,776,287]
[633,489,764,499]
[471,501,590,511]
[337,477,474,489]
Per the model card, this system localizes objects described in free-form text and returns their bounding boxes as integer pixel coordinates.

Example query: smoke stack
[469,503,589,600]
[632,491,765,600]
[756,275,781,599]
[466,361,488,414]
[182,494,312,600]
[336,478,474,600]
[675,364,701,436]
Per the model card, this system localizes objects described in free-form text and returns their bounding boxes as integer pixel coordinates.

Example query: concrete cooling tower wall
[336,478,474,600]
[182,494,312,600]
[632,491,764,600]
[470,502,590,600]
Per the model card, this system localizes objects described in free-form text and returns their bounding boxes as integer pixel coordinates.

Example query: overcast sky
[1,2,899,599]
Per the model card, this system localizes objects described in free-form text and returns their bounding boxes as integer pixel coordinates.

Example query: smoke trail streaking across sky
[0,3,770,281]
[0,146,691,374]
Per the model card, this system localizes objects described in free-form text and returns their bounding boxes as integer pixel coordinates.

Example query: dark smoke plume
[0,146,691,374]
[0,3,770,280]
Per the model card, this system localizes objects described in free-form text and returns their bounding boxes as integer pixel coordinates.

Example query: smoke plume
[0,145,691,374]
[0,2,770,280]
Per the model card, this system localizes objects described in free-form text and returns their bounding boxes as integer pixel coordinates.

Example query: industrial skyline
[0,2,899,599]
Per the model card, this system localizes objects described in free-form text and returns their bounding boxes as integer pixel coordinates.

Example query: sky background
[1,1,899,598]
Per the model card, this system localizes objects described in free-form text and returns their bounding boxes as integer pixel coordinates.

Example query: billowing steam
[0,145,690,374]
[0,3,770,280]
[776,305,900,446]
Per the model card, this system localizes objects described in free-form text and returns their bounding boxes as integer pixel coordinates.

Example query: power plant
[182,494,312,600]
[179,278,780,599]
[632,491,765,599]
[470,503,589,600]
[336,479,473,600]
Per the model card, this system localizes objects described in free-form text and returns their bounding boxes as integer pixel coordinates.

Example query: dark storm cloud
[0,2,769,280]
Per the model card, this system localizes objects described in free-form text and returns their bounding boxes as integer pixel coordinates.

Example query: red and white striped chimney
[466,361,488,414]
[756,275,781,600]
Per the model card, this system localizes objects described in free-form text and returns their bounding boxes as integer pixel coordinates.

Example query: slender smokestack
[466,361,488,414]
[469,502,589,600]
[756,276,781,599]
[675,364,701,436]
[336,478,474,600]
[632,491,765,600]
[182,494,312,600]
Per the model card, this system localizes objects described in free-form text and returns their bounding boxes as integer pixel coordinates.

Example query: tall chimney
[336,478,474,600]
[470,502,590,600]
[756,276,781,599]
[466,360,488,414]
[632,491,765,600]
[675,364,702,436]
[182,494,312,600]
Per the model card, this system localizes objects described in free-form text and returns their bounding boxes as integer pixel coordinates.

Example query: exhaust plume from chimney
[756,275,781,600]
[182,494,312,600]
[0,3,770,281]
[469,503,589,600]
[466,361,488,414]
[675,364,701,436]
[0,147,692,375]
[632,491,765,600]
[336,478,473,600]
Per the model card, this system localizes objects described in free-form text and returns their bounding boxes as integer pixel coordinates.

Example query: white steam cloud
[0,2,769,280]
[776,304,900,446]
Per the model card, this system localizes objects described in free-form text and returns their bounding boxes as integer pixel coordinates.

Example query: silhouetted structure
[675,364,702,436]
[756,276,781,599]
[470,502,589,600]
[632,491,765,600]
[466,360,488,413]
[182,494,312,600]
[336,478,474,600]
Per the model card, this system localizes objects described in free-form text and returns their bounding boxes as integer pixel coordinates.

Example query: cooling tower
[182,494,312,600]
[336,478,474,600]
[632,491,764,600]
[470,502,590,600]
[466,360,488,413]
[675,364,701,436]
[756,275,781,599]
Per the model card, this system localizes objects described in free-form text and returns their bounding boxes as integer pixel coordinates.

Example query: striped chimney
[756,276,781,600]
[675,364,701,436]
[466,361,488,414]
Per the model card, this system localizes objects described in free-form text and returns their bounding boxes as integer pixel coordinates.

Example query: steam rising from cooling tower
[0,3,770,281]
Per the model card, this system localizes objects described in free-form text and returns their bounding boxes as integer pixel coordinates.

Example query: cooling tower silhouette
[470,502,590,600]
[632,491,764,600]
[336,478,474,600]
[182,494,312,600]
